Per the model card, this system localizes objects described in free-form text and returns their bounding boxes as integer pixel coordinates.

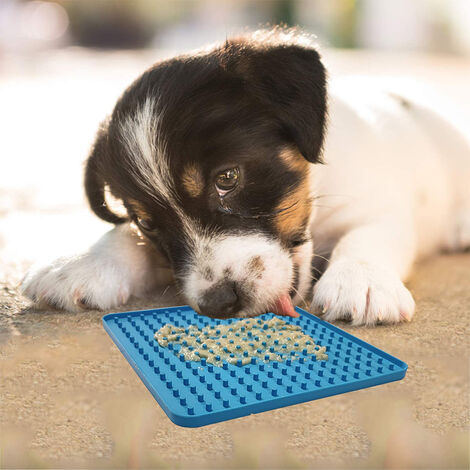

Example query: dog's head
[85,29,327,318]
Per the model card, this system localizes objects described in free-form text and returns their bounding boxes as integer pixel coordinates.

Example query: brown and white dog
[21,29,470,325]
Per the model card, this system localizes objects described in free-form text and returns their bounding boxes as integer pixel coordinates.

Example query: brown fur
[201,266,215,282]
[182,163,204,198]
[279,147,310,173]
[247,255,265,279]
[127,199,152,220]
[223,267,233,278]
[275,149,311,239]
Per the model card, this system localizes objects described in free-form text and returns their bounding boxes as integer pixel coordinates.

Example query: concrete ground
[1,48,469,469]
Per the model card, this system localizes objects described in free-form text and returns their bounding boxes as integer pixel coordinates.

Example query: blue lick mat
[103,306,407,427]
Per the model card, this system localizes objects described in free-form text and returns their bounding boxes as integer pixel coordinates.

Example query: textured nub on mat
[154,317,328,367]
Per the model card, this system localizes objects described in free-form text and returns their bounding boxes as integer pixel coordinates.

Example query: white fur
[310,78,470,324]
[312,260,415,326]
[21,224,173,311]
[184,234,294,316]
[119,97,174,202]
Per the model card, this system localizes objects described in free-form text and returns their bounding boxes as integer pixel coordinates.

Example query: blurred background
[1,2,469,469]
[1,0,470,54]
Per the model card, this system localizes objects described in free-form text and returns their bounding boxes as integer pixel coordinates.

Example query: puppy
[21,29,470,325]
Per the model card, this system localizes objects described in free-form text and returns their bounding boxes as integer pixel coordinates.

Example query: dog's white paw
[21,254,133,312]
[311,260,415,326]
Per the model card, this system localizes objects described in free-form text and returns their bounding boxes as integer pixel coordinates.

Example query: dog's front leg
[311,219,416,325]
[21,223,174,311]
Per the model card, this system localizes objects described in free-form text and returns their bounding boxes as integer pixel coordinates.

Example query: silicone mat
[103,306,407,427]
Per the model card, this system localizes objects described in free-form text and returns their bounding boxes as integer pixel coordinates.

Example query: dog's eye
[215,167,239,195]
[136,217,157,232]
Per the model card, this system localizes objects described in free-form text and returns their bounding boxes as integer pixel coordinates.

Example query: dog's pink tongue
[271,294,299,318]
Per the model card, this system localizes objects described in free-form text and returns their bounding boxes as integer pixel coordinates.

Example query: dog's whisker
[308,272,319,283]
[160,284,171,297]
[311,193,352,201]
[312,252,330,263]
[290,284,309,307]
[311,265,323,276]
[311,203,335,209]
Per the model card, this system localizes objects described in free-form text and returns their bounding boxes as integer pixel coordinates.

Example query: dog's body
[312,81,470,323]
[21,30,470,325]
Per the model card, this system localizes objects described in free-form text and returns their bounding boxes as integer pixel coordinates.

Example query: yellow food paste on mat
[154,317,328,367]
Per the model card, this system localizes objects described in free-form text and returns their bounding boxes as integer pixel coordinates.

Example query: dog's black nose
[198,281,240,317]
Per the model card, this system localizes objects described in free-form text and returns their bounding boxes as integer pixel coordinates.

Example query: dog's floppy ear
[84,120,128,224]
[231,36,327,163]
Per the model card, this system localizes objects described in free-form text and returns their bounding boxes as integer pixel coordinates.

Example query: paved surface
[1,48,469,468]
